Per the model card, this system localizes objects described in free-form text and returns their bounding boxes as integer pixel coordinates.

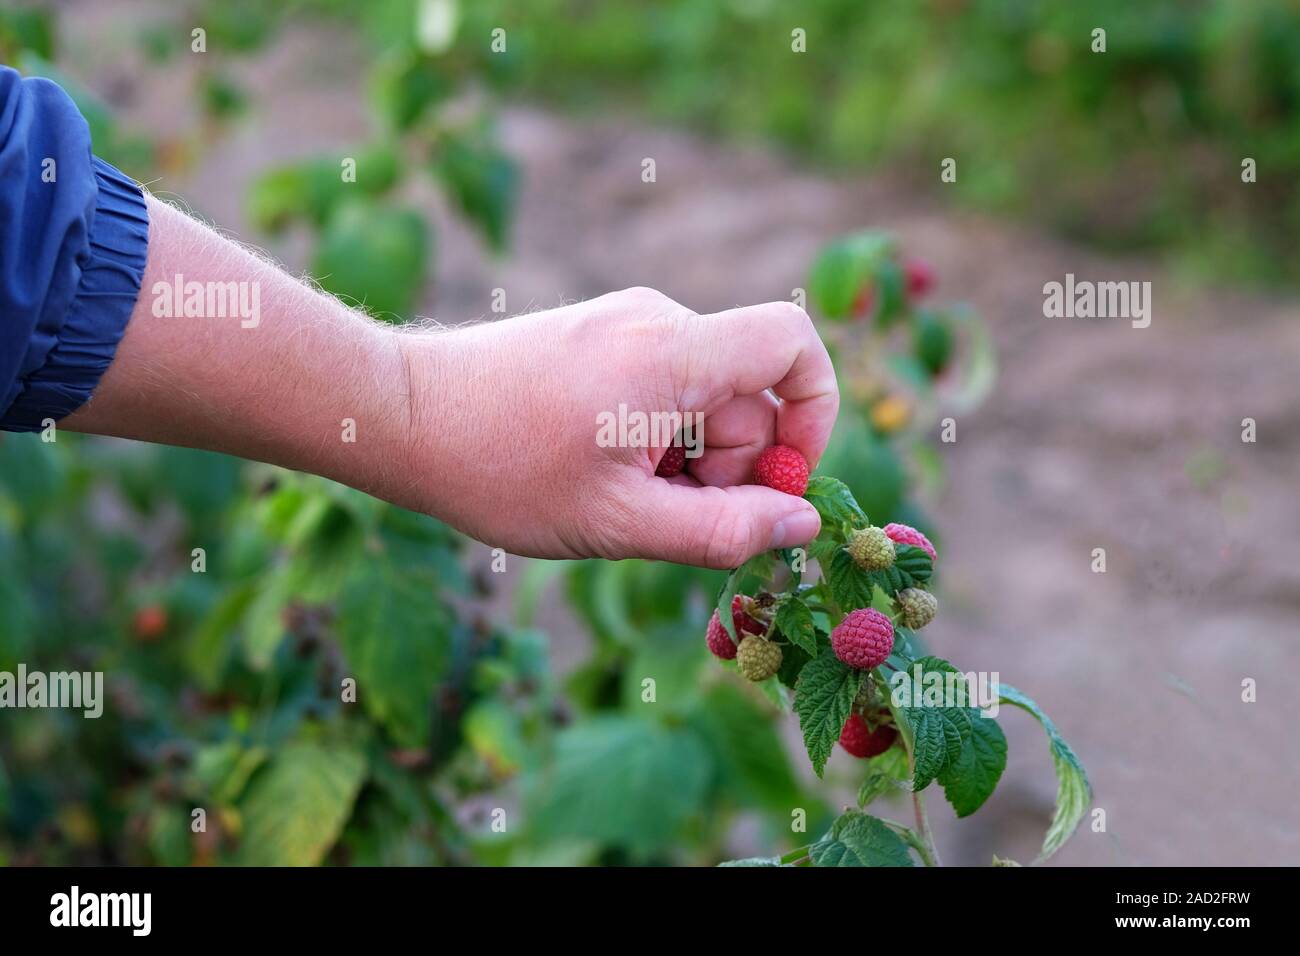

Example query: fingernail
[769,506,821,549]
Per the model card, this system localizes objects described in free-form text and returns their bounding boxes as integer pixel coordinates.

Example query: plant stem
[911,788,942,867]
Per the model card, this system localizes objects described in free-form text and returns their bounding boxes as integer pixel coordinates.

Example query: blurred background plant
[2,0,1296,866]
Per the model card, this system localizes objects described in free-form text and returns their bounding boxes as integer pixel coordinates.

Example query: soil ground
[72,7,1300,865]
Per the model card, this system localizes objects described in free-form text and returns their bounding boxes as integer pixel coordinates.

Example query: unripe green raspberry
[898,588,938,630]
[846,526,896,571]
[736,636,783,682]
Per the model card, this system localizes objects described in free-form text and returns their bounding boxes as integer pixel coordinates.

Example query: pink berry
[831,608,894,670]
[754,445,809,497]
[881,522,937,563]
[839,714,898,758]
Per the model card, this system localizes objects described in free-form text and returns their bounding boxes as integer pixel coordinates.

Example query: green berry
[736,636,783,682]
[898,588,938,630]
[846,526,896,571]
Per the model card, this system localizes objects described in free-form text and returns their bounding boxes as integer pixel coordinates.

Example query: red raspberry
[839,714,899,758]
[655,445,687,477]
[133,605,168,642]
[754,445,809,496]
[831,608,894,669]
[882,522,937,562]
[704,595,765,659]
[904,259,935,299]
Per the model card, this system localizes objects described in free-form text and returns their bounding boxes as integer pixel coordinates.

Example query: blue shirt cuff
[0,156,149,432]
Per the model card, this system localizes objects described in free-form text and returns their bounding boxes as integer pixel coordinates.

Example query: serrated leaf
[794,651,864,777]
[335,562,453,747]
[938,712,1007,817]
[803,475,867,530]
[894,656,974,790]
[809,533,844,566]
[775,595,818,656]
[236,743,366,866]
[866,544,934,595]
[999,684,1092,863]
[810,811,914,867]
[826,549,875,612]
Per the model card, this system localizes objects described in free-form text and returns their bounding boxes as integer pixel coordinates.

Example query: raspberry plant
[711,480,1091,867]
[705,236,1089,867]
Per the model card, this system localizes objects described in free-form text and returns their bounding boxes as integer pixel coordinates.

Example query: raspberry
[705,595,765,660]
[839,714,899,758]
[845,526,895,571]
[831,608,894,669]
[754,445,809,496]
[736,636,783,682]
[133,605,168,642]
[897,588,937,630]
[655,445,687,477]
[882,522,937,563]
[904,259,935,299]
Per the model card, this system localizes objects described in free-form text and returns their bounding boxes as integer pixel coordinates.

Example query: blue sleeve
[0,64,149,432]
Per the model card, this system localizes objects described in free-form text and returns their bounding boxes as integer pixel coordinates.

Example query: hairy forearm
[62,195,412,500]
[61,196,834,567]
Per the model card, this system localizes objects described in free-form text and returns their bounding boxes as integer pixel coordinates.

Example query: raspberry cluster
[704,595,766,661]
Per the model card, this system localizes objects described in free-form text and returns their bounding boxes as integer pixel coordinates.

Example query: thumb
[621,479,821,569]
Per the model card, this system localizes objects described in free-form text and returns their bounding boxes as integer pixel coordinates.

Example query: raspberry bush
[711,469,1091,867]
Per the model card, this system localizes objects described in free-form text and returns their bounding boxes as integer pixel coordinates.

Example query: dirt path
[74,8,1300,865]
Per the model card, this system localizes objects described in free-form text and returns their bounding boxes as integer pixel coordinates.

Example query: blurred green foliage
[2,0,991,867]
[475,0,1300,286]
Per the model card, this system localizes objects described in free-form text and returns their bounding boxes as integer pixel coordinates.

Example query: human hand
[396,287,838,567]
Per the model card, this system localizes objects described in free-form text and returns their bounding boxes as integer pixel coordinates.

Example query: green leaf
[866,544,934,595]
[894,656,973,791]
[807,232,894,320]
[249,147,400,234]
[872,259,907,329]
[718,856,784,867]
[687,682,803,813]
[856,745,912,808]
[803,475,867,530]
[371,51,452,130]
[236,743,366,866]
[432,132,518,251]
[999,684,1092,863]
[775,595,818,656]
[938,713,1007,817]
[794,650,864,777]
[525,717,711,856]
[312,200,430,321]
[715,568,741,642]
[825,549,875,612]
[810,811,914,867]
[776,639,813,689]
[335,562,454,747]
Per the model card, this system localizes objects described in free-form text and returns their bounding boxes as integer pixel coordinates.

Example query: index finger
[684,301,839,468]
